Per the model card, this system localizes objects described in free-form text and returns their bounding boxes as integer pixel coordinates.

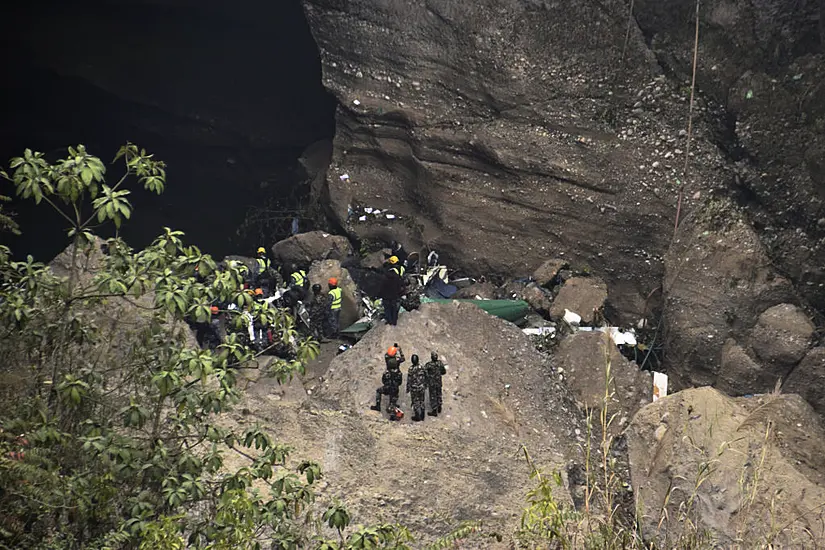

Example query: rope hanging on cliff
[674,0,701,233]
[620,0,636,65]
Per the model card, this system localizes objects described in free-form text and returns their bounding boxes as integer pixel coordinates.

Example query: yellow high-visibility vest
[329,287,342,310]
[291,270,306,286]
[392,266,405,277]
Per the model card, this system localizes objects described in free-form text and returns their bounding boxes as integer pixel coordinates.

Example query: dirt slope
[229,302,586,544]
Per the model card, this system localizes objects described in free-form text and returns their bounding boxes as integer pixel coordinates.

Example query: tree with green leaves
[0,144,500,550]
[0,145,321,549]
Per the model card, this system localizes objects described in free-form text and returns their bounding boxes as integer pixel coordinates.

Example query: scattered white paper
[358,216,367,222]
[364,207,373,214]
[386,214,396,219]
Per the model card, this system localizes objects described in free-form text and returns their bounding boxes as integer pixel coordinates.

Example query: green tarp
[419,298,530,322]
[341,298,529,335]
[341,320,373,334]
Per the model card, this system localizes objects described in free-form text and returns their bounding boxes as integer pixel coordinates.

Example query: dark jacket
[382,368,403,391]
[380,268,405,300]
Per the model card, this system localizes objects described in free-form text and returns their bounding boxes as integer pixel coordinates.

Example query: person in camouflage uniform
[425,351,446,416]
[371,346,404,419]
[308,284,326,341]
[406,354,428,422]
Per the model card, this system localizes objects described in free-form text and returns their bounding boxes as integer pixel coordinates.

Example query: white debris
[340,174,350,181]
[563,309,582,325]
[386,214,396,219]
[359,216,367,222]
[373,209,382,215]
[652,372,668,402]
[364,207,374,214]
[522,327,557,337]
[353,99,361,106]
[608,327,637,346]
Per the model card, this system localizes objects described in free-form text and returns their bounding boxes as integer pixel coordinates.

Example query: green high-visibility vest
[392,266,405,277]
[256,257,270,271]
[329,287,342,310]
[291,270,306,286]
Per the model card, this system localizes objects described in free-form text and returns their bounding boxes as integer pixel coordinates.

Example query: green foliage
[425,521,491,549]
[516,447,580,549]
[0,192,19,235]
[0,145,329,549]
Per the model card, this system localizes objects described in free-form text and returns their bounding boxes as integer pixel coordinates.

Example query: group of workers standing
[371,344,446,422]
[193,246,343,349]
[252,246,343,340]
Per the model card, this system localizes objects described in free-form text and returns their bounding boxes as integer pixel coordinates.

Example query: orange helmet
[328,277,338,286]
[254,288,264,296]
[210,306,219,314]
[387,346,398,357]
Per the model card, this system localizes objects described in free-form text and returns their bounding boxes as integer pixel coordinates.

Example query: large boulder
[548,277,608,324]
[271,231,354,267]
[521,283,554,316]
[231,301,586,543]
[716,339,765,396]
[49,238,197,351]
[532,259,568,288]
[556,331,652,428]
[627,387,825,548]
[663,208,795,389]
[785,347,825,420]
[307,259,360,328]
[748,303,815,369]
[453,281,497,300]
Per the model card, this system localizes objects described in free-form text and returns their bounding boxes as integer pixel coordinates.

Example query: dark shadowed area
[0,0,336,260]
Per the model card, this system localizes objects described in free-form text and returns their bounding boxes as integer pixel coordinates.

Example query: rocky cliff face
[303,0,825,393]
[634,0,825,311]
[302,0,736,321]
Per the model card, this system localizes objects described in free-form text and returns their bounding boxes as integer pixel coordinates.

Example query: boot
[370,392,382,412]
[427,410,437,417]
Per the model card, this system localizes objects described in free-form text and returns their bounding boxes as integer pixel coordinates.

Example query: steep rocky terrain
[301,0,825,410]
[228,302,586,544]
[628,387,825,548]
[302,0,725,322]
[634,0,825,311]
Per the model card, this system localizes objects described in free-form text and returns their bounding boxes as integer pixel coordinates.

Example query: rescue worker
[385,342,405,369]
[406,354,428,422]
[326,277,343,338]
[308,283,326,341]
[200,305,224,349]
[371,346,404,418]
[288,263,308,303]
[425,351,447,416]
[251,289,272,351]
[380,256,405,326]
[254,247,280,296]
[384,240,408,266]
